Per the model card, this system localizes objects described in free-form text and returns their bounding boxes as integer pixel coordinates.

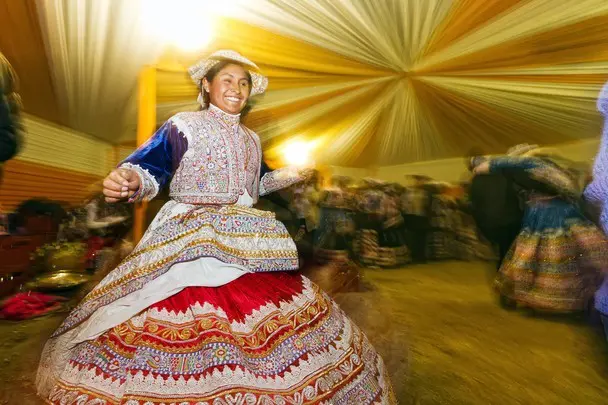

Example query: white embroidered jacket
[120,104,306,205]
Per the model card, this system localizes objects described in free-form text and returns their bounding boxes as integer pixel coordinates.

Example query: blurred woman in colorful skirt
[471,144,607,313]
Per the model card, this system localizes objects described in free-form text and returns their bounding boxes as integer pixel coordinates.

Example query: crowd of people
[284,173,494,269]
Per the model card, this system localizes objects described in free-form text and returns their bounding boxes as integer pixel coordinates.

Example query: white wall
[19,114,114,176]
[327,165,369,179]
[377,156,471,184]
[332,138,602,184]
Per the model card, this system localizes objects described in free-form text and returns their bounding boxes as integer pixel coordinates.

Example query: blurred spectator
[0,52,22,174]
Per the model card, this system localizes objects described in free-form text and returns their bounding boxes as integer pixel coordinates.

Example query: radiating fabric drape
[34,0,165,142]
[156,0,608,166]
[3,0,608,166]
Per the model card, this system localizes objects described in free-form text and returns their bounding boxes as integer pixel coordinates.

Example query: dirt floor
[1,261,607,404]
[359,261,608,404]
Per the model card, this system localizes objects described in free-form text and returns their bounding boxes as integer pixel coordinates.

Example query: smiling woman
[36,49,396,405]
[200,61,252,113]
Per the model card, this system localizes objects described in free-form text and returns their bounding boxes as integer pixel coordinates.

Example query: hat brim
[188,54,268,97]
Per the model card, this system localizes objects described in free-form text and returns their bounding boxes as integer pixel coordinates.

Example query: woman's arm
[258,161,312,196]
[475,155,578,199]
[106,120,187,203]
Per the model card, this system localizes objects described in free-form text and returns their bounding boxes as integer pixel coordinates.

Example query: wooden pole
[133,66,157,244]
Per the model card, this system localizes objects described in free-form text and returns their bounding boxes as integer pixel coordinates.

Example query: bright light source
[141,0,215,52]
[283,139,315,166]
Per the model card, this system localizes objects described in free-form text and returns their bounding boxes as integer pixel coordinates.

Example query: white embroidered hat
[188,49,268,98]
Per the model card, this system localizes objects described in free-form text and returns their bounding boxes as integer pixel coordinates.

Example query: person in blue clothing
[583,81,608,339]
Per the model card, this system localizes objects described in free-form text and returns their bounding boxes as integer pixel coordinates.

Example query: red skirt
[44,272,395,404]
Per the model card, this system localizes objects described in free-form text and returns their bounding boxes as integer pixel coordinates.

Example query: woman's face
[203,63,250,115]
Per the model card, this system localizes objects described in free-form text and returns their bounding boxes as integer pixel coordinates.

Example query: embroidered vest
[168,108,262,205]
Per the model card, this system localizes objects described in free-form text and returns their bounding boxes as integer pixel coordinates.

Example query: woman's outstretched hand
[103,168,141,203]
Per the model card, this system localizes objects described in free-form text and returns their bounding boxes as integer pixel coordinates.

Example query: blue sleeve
[489,156,578,198]
[119,120,188,202]
[260,159,271,179]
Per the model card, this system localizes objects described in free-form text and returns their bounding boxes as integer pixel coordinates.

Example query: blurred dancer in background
[472,145,606,313]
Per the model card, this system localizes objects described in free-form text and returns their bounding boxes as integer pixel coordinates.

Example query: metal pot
[45,247,85,272]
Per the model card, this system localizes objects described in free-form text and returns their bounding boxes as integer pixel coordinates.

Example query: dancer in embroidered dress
[36,50,395,404]
[471,145,607,313]
[583,81,608,340]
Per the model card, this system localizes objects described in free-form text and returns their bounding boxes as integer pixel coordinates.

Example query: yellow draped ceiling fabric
[157,0,608,167]
[0,0,61,124]
[2,0,608,167]
[0,0,166,143]
[34,0,165,144]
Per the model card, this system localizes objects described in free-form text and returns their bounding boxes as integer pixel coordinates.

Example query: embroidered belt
[180,203,276,223]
